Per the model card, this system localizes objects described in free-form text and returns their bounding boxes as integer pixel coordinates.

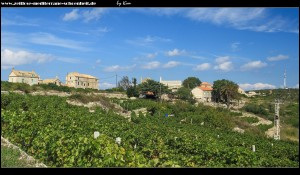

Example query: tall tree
[118,76,131,91]
[175,87,196,104]
[182,77,201,89]
[126,77,139,98]
[138,79,170,98]
[213,79,239,108]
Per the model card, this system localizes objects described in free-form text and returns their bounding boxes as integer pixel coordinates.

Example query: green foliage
[175,87,195,104]
[138,79,170,98]
[1,93,299,167]
[1,146,29,168]
[241,117,259,124]
[243,103,269,117]
[182,77,201,89]
[212,79,239,108]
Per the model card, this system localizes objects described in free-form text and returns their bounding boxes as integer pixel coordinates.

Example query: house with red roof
[191,82,213,102]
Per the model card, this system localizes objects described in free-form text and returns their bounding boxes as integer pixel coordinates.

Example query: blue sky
[1,8,299,90]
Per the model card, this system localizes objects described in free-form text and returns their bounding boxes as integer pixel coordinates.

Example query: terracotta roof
[11,69,39,78]
[199,86,213,91]
[68,72,97,79]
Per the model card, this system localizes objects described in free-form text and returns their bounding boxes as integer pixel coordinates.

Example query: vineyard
[1,93,299,167]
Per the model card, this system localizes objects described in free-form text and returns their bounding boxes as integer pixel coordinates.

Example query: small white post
[116,137,121,145]
[252,145,255,152]
[191,118,192,124]
[94,131,100,139]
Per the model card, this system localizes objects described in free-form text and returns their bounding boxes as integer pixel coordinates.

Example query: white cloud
[167,49,186,56]
[215,56,230,64]
[126,35,171,47]
[146,52,158,59]
[241,60,267,71]
[184,8,298,34]
[62,8,106,22]
[293,83,299,89]
[29,32,88,51]
[163,61,180,68]
[186,8,264,25]
[82,8,106,22]
[267,54,289,61]
[63,9,80,21]
[142,61,161,69]
[231,42,240,51]
[103,64,136,72]
[214,62,233,71]
[1,49,53,69]
[239,83,276,91]
[99,82,115,90]
[193,63,211,71]
[214,56,233,71]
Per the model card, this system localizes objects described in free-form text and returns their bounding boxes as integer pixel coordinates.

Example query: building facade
[40,77,62,86]
[159,76,182,92]
[191,82,213,102]
[65,72,99,89]
[8,68,40,86]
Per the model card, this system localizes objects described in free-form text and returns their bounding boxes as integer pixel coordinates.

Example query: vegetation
[138,79,170,99]
[1,93,298,167]
[175,87,195,104]
[182,77,201,89]
[212,79,239,109]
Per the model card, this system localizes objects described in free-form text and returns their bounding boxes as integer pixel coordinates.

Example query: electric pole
[274,99,281,140]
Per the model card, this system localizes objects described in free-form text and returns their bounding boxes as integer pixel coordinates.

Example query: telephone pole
[274,99,281,140]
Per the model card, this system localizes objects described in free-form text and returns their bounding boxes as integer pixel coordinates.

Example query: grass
[241,117,259,124]
[1,145,30,168]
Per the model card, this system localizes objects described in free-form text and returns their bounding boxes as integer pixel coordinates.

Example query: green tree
[213,79,239,108]
[175,87,196,104]
[138,79,170,99]
[182,77,201,89]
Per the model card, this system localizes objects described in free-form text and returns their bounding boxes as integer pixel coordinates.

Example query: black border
[1,0,299,174]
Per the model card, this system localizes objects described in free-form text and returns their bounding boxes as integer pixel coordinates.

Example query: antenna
[284,66,287,89]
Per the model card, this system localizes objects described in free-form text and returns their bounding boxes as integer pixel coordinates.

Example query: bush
[243,103,268,116]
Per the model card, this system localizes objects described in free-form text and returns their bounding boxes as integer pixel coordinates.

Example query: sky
[1,8,299,90]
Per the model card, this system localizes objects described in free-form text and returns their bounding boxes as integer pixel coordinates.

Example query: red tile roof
[199,86,213,91]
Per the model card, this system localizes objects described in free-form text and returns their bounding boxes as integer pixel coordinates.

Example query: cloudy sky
[1,8,299,90]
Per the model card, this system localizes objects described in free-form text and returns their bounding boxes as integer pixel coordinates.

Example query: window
[84,83,85,86]
[78,82,79,85]
[70,77,71,79]
[32,79,33,82]
[88,83,89,86]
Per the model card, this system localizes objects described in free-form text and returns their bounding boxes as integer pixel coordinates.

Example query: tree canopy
[175,87,196,104]
[182,77,201,89]
[138,79,170,98]
[213,79,239,108]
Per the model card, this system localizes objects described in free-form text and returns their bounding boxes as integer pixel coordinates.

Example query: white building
[8,68,40,86]
[159,76,182,92]
[65,72,99,90]
[191,82,213,102]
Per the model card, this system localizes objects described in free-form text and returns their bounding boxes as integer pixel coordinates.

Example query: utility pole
[274,99,281,140]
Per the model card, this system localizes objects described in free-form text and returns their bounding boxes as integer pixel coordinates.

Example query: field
[1,92,298,167]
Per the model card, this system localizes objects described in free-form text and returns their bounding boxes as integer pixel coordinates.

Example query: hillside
[1,90,298,167]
